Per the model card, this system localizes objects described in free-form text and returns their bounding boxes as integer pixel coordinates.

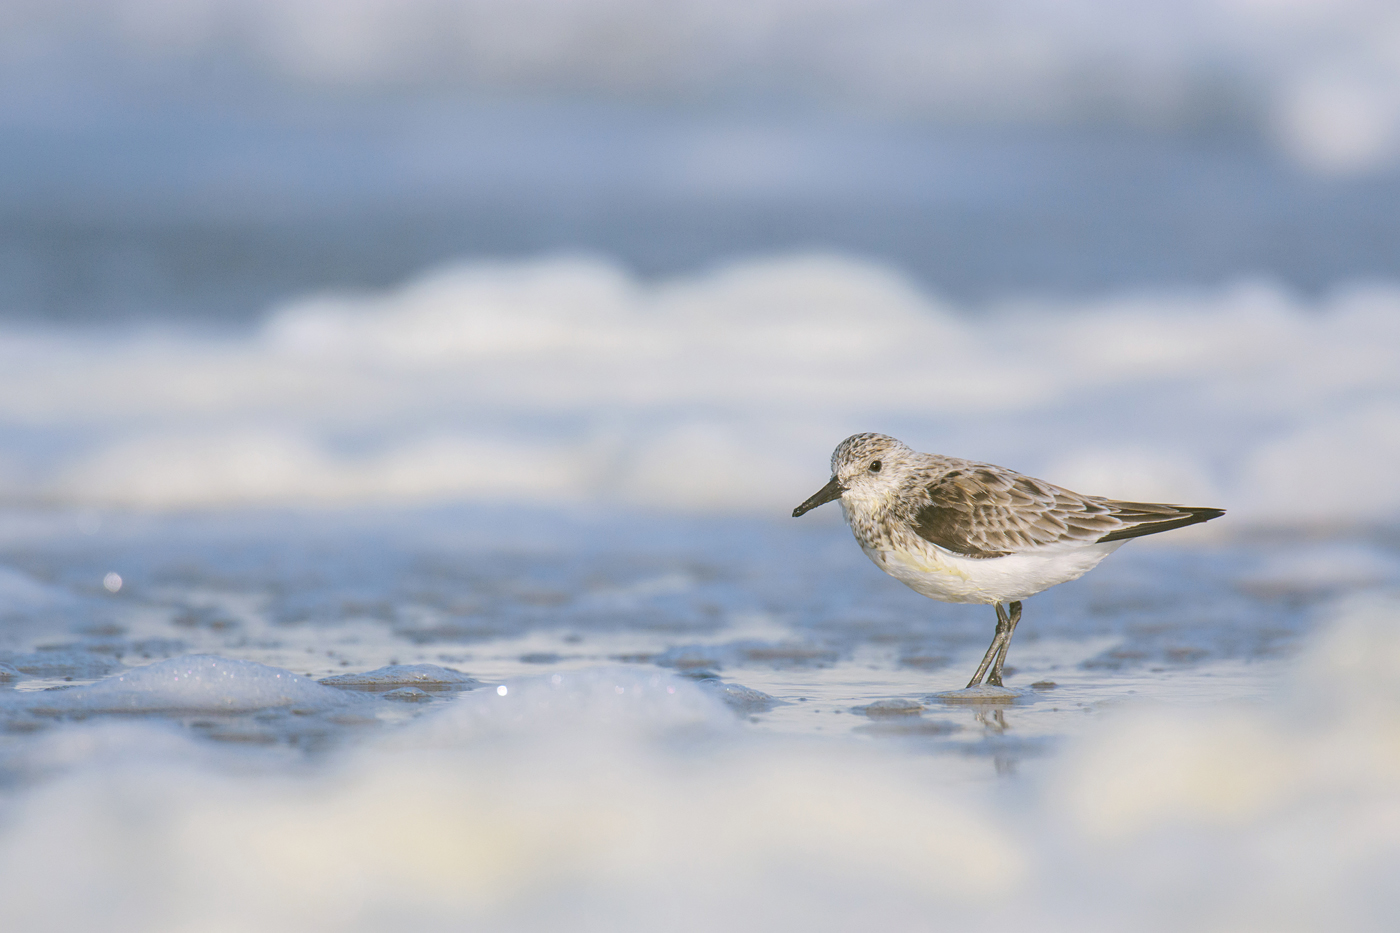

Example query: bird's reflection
[975,706,1009,733]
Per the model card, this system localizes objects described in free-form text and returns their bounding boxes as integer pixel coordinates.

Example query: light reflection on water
[2,507,1398,932]
[0,504,1367,779]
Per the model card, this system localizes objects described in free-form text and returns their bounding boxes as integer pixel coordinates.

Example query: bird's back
[887,454,1221,558]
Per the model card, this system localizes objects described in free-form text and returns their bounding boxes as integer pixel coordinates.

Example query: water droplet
[102,573,123,593]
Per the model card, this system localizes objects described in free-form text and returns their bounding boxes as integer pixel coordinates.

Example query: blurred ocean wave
[7,0,1400,174]
[10,107,1400,326]
[7,3,1400,326]
[1,252,1395,522]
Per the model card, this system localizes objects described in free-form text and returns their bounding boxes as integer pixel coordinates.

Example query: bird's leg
[986,600,1023,687]
[966,602,1012,688]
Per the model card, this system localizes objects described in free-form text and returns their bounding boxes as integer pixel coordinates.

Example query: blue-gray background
[3,0,1399,522]
[4,6,1400,931]
[5,0,1400,325]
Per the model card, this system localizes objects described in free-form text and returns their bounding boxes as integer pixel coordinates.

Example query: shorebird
[792,433,1224,690]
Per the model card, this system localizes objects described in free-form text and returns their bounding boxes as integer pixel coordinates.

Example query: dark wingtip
[1097,506,1225,543]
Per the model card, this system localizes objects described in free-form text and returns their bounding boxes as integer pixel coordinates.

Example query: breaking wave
[10,1,1400,172]
[0,252,1395,523]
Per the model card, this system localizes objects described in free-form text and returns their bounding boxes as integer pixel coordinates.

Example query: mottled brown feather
[910,467,1219,558]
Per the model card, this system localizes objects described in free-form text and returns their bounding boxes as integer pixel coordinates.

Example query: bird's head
[792,433,913,517]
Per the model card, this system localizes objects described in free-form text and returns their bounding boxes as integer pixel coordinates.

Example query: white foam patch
[3,601,1400,930]
[0,668,1013,932]
[1243,403,1400,520]
[400,667,738,743]
[11,656,369,714]
[1043,595,1400,929]
[53,431,589,508]
[3,255,1399,522]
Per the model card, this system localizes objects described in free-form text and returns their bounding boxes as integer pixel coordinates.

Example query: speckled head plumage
[792,432,917,518]
[829,433,912,479]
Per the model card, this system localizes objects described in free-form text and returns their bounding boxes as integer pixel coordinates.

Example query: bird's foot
[931,684,1022,703]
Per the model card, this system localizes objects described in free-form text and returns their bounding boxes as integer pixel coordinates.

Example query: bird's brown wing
[910,466,1222,558]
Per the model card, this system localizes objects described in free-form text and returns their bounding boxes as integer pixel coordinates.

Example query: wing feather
[909,466,1222,558]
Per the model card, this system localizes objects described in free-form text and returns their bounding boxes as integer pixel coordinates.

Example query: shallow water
[0,505,1374,764]
[3,506,1399,930]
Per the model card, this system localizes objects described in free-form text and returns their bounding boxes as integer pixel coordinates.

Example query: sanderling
[793,433,1224,691]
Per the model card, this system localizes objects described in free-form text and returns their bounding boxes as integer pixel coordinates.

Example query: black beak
[792,476,845,517]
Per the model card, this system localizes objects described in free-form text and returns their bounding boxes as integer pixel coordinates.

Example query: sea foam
[8,656,369,714]
[3,254,1394,524]
[1,599,1398,931]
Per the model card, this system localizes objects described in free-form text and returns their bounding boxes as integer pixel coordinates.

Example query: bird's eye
[868,460,882,473]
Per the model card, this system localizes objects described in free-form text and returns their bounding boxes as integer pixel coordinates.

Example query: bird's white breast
[861,539,1126,604]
